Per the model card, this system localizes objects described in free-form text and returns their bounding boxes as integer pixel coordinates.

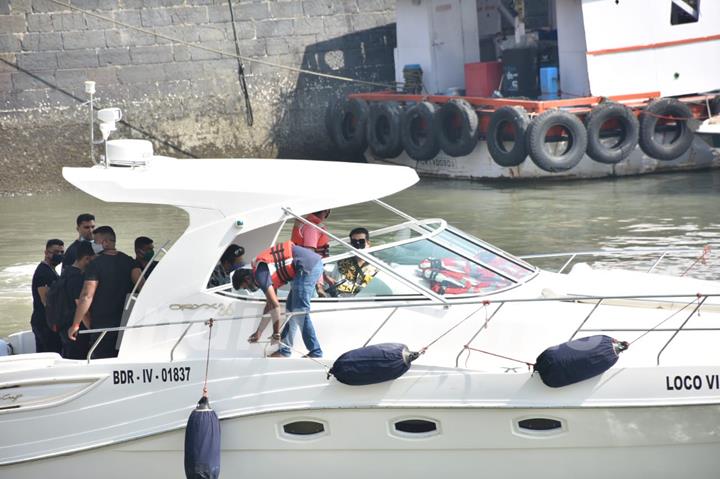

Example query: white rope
[48,0,398,90]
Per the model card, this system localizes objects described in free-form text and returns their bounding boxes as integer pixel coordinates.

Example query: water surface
[1,170,719,337]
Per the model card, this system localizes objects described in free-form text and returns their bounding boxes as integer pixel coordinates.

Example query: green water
[2,171,719,338]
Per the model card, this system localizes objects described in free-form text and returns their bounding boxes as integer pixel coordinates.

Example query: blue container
[403,64,423,94]
[540,66,559,97]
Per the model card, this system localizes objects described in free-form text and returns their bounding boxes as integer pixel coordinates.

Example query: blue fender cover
[329,343,419,386]
[534,335,624,388]
[184,396,221,479]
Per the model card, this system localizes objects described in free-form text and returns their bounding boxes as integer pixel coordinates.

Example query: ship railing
[123,239,172,311]
[80,291,720,366]
[520,248,708,274]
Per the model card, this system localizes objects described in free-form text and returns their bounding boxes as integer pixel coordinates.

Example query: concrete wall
[0,0,397,194]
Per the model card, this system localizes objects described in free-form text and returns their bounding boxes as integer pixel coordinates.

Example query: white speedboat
[2,137,720,478]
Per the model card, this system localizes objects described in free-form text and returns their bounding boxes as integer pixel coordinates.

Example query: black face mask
[350,238,366,249]
[51,253,64,265]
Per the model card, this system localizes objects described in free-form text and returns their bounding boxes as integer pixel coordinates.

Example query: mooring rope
[681,245,711,277]
[419,302,489,354]
[0,57,198,158]
[227,0,254,127]
[47,0,399,90]
[463,346,534,370]
[202,318,214,397]
[629,294,702,346]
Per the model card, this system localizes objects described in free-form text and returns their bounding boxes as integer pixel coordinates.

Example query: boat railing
[520,248,708,274]
[124,239,172,311]
[80,291,720,365]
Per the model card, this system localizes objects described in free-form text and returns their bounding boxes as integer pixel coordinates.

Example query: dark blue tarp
[534,335,620,388]
[184,396,221,479]
[329,343,418,386]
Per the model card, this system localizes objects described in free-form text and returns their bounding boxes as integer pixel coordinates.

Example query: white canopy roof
[63,157,419,222]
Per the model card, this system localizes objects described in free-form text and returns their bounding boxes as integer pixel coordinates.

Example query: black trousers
[32,322,62,354]
[90,331,119,359]
[60,324,90,360]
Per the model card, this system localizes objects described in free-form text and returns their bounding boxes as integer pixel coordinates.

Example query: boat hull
[366,137,720,180]
[4,403,720,479]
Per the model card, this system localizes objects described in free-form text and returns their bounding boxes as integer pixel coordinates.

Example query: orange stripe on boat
[587,33,720,56]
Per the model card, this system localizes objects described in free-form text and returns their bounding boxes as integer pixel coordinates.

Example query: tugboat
[327,0,720,179]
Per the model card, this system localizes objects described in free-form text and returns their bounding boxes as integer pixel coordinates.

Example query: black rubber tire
[709,95,720,116]
[638,97,694,161]
[486,106,530,167]
[400,101,440,162]
[436,99,479,157]
[367,101,404,158]
[327,98,369,154]
[526,109,588,173]
[584,102,639,164]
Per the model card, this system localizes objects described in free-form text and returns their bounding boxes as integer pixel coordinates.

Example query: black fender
[486,106,530,167]
[400,101,440,162]
[367,101,404,158]
[436,99,479,157]
[327,98,369,154]
[638,97,694,161]
[526,109,588,173]
[584,102,639,164]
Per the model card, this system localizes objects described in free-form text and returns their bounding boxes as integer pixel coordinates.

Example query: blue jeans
[278,260,323,357]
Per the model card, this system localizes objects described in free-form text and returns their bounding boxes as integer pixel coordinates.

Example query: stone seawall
[0,0,396,194]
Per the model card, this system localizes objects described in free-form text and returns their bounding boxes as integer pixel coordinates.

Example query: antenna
[97,107,123,168]
[84,81,96,164]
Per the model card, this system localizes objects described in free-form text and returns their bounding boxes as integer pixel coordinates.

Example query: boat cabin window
[671,0,700,25]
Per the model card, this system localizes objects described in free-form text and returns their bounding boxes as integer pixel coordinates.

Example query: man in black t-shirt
[59,242,96,359]
[62,213,95,275]
[68,226,142,359]
[31,239,64,353]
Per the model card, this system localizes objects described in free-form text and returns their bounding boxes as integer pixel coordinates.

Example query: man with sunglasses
[325,227,377,297]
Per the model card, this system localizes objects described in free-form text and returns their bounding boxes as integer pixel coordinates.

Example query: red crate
[464,61,502,97]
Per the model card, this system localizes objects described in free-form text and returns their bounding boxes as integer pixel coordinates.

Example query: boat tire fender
[487,106,530,167]
[584,102,639,164]
[526,109,588,173]
[367,101,404,158]
[400,101,441,162]
[638,98,694,161]
[437,99,479,157]
[710,95,720,116]
[329,343,418,386]
[327,98,369,154]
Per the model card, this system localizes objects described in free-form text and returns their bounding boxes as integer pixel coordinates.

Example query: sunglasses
[350,238,366,249]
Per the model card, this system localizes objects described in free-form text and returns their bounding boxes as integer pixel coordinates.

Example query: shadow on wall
[271,24,396,163]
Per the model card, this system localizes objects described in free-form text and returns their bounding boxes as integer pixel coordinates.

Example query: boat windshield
[367,222,532,295]
[218,215,535,300]
[317,219,535,298]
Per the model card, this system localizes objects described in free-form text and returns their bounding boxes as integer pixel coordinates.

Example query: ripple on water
[0,263,35,294]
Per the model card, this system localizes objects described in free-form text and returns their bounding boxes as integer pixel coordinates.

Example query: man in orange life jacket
[233,241,324,358]
[291,210,330,257]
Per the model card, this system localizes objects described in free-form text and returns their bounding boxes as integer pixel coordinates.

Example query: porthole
[394,419,438,434]
[282,420,325,436]
[518,418,562,431]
